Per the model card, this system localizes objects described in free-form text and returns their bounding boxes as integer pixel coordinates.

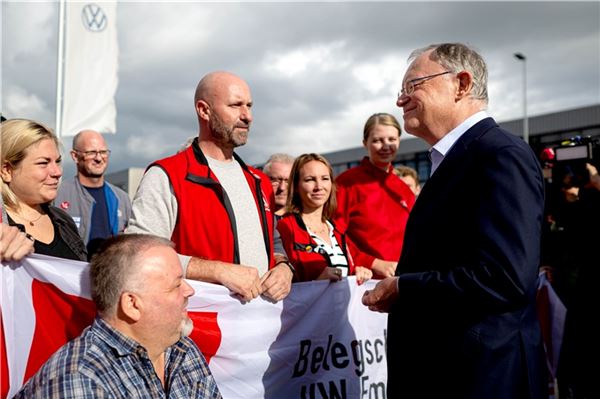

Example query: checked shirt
[14,317,222,398]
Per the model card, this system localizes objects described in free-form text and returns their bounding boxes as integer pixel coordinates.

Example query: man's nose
[182,280,195,297]
[241,106,253,123]
[396,94,409,108]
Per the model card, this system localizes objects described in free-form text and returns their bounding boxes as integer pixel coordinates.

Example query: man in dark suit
[362,43,547,398]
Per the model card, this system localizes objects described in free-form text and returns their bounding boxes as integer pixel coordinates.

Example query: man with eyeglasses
[263,153,295,219]
[55,130,131,259]
[363,43,547,398]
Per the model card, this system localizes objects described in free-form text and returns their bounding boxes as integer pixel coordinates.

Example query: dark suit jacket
[387,118,547,398]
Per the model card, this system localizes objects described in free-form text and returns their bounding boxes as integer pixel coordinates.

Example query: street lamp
[513,52,529,144]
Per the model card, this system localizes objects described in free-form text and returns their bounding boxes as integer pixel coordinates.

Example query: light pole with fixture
[513,52,529,144]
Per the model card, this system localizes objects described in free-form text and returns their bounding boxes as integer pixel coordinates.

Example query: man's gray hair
[263,153,295,175]
[409,43,488,103]
[90,234,174,317]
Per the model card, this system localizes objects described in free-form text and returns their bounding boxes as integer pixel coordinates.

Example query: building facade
[322,104,600,183]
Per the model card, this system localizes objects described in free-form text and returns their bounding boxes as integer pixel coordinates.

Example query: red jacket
[277,213,371,282]
[153,141,275,268]
[334,157,415,264]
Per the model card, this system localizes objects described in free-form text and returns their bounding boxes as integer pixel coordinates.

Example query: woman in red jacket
[277,154,372,283]
[334,113,415,278]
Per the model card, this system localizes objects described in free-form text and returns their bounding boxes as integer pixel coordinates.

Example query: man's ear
[70,150,79,163]
[455,71,473,100]
[196,100,211,122]
[119,291,142,322]
[1,162,13,184]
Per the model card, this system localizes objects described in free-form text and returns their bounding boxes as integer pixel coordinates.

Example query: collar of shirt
[93,317,147,357]
[432,111,489,157]
[93,317,191,365]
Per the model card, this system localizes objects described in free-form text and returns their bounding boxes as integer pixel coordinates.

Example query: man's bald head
[194,71,249,106]
[193,71,253,155]
[72,130,106,151]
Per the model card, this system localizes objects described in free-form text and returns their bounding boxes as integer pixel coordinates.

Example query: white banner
[1,255,388,398]
[60,2,118,136]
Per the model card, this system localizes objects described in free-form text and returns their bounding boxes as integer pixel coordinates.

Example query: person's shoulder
[48,204,76,221]
[179,336,202,354]
[473,118,526,149]
[476,126,536,164]
[336,164,365,184]
[58,176,78,188]
[56,177,78,196]
[177,336,211,368]
[151,148,189,170]
[276,213,297,232]
[105,182,130,199]
[17,331,91,390]
[247,164,269,180]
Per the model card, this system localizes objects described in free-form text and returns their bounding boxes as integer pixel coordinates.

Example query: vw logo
[81,4,108,32]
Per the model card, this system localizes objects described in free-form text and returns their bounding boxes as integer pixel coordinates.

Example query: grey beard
[181,317,194,338]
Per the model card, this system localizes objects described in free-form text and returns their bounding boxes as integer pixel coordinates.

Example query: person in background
[277,153,372,284]
[55,130,131,259]
[1,119,86,261]
[14,234,221,398]
[263,153,295,220]
[127,71,293,302]
[548,161,600,398]
[334,113,415,278]
[393,165,421,196]
[362,43,546,398]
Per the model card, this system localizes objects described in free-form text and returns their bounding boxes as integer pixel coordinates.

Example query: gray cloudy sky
[2,1,599,177]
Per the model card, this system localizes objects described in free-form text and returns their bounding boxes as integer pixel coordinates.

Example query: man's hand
[1,225,34,262]
[186,258,264,302]
[362,277,399,313]
[218,263,264,302]
[260,262,293,302]
[371,259,397,278]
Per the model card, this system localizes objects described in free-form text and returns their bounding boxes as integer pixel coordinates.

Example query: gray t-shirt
[206,156,269,276]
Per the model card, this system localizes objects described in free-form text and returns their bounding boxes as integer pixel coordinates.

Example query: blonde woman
[1,119,86,261]
[334,113,415,278]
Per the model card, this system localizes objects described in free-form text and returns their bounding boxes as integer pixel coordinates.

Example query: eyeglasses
[398,71,452,98]
[74,149,111,159]
[269,177,289,186]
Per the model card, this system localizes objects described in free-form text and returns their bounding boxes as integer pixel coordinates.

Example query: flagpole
[55,0,66,138]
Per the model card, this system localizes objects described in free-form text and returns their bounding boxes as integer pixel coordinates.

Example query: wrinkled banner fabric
[1,254,388,398]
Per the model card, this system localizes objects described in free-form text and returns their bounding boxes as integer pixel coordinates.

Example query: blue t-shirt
[85,185,112,256]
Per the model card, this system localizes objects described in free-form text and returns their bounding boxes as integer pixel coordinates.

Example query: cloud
[2,0,599,174]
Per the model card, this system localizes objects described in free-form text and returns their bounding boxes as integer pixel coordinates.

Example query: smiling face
[397,50,458,144]
[297,160,332,213]
[364,124,400,168]
[2,138,62,207]
[72,131,109,179]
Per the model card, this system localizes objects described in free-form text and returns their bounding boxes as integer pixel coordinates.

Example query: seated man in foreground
[15,234,222,398]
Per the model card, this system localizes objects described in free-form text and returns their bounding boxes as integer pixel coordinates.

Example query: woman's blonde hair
[285,153,337,221]
[1,119,59,209]
[362,113,401,142]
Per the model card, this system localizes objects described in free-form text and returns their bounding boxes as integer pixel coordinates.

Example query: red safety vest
[153,143,275,267]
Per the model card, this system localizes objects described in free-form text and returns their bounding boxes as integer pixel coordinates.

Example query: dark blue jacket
[387,118,547,398]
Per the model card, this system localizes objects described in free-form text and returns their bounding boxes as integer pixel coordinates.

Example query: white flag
[60,2,118,137]
[1,255,389,398]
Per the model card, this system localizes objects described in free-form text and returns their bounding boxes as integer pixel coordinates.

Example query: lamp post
[513,52,528,144]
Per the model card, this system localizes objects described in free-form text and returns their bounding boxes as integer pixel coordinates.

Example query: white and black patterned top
[306,220,349,276]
